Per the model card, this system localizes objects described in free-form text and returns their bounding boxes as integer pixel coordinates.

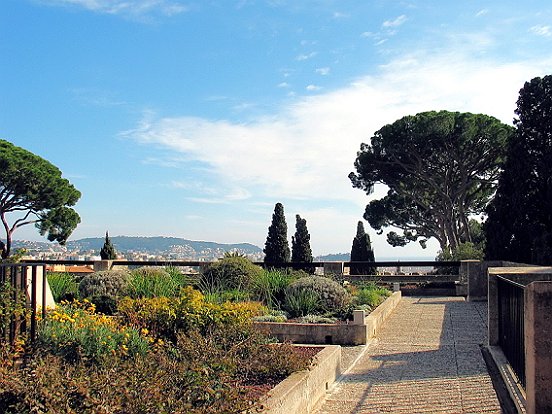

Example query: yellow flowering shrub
[38,299,153,363]
[119,286,266,341]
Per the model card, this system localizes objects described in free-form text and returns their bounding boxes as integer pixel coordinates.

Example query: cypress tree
[263,203,290,264]
[350,221,376,275]
[100,231,117,260]
[485,75,552,264]
[291,214,314,273]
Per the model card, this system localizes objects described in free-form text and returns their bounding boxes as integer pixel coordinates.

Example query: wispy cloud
[37,0,188,18]
[122,53,550,208]
[475,9,489,17]
[316,67,330,76]
[382,14,407,28]
[278,82,290,88]
[530,25,551,37]
[296,52,317,61]
[306,84,321,91]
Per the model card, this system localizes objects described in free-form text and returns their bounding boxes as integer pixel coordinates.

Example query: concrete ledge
[254,291,402,345]
[485,346,526,413]
[260,345,341,414]
[365,291,401,338]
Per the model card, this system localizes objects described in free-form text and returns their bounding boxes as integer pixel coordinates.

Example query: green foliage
[349,111,513,252]
[352,282,390,309]
[78,270,130,300]
[437,242,484,261]
[37,300,150,364]
[296,315,338,324]
[251,269,296,309]
[485,75,552,264]
[127,266,188,298]
[99,231,117,260]
[200,256,263,292]
[118,286,265,341]
[0,281,31,357]
[350,221,376,275]
[291,214,314,273]
[0,139,81,259]
[47,272,78,302]
[284,276,352,317]
[263,202,290,264]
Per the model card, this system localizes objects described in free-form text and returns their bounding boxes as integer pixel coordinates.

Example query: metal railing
[497,275,526,389]
[0,263,47,346]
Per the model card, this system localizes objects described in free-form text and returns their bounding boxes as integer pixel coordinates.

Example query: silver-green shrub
[284,276,352,317]
[78,270,131,299]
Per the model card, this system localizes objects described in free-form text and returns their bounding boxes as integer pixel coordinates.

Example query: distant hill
[316,253,350,261]
[66,236,261,254]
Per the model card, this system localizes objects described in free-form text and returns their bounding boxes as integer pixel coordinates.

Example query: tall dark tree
[263,203,290,264]
[349,111,513,252]
[291,214,314,273]
[100,231,117,260]
[350,221,376,275]
[0,139,81,259]
[485,75,552,264]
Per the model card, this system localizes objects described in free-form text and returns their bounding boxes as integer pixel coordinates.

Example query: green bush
[200,256,263,292]
[251,269,296,309]
[354,283,390,309]
[128,266,185,298]
[78,270,130,300]
[47,272,78,302]
[284,276,351,317]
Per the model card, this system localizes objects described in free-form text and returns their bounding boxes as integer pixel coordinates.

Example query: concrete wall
[262,345,341,414]
[254,292,402,345]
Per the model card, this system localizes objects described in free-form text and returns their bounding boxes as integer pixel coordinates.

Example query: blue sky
[2,0,551,258]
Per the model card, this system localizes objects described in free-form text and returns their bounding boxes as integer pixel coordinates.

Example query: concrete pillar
[93,260,113,271]
[487,270,500,346]
[524,281,552,414]
[25,265,55,308]
[353,310,366,325]
[458,260,485,300]
[324,262,344,277]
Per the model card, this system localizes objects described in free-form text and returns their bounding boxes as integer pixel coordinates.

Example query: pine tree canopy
[263,203,290,263]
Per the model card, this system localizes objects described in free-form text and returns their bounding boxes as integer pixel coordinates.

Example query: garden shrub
[251,269,296,309]
[284,276,352,317]
[199,256,263,292]
[78,270,130,300]
[38,299,152,364]
[128,266,182,298]
[352,282,391,309]
[47,272,79,302]
[296,315,338,324]
[118,286,265,341]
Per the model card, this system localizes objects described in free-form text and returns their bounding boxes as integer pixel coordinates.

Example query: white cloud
[476,9,489,17]
[316,67,330,76]
[382,14,407,28]
[530,25,552,37]
[123,52,551,226]
[306,84,321,91]
[278,82,290,88]
[296,52,317,61]
[37,0,187,17]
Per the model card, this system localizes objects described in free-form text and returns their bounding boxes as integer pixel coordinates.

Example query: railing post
[524,281,552,414]
[94,260,113,271]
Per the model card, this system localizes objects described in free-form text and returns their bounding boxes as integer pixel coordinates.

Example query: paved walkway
[315,297,502,414]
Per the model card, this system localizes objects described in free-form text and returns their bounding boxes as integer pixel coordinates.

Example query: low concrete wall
[261,345,341,414]
[254,291,402,345]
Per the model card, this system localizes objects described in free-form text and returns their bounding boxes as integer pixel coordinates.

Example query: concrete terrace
[315,297,502,414]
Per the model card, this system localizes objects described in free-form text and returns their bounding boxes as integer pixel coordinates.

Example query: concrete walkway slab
[314,297,502,414]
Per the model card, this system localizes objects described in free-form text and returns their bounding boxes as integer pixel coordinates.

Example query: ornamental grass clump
[128,266,183,298]
[47,272,78,302]
[284,276,352,317]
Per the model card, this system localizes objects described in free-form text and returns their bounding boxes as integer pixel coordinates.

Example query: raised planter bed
[259,345,341,414]
[254,291,402,345]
